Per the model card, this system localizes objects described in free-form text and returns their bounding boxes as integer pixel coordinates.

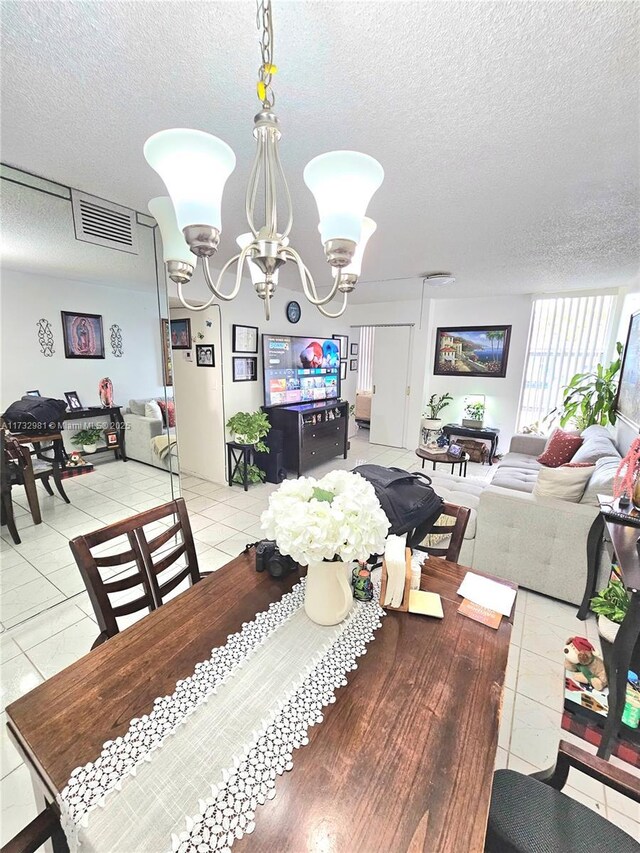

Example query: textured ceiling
[1,0,638,303]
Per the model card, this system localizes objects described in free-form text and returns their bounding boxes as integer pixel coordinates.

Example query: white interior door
[370,326,411,448]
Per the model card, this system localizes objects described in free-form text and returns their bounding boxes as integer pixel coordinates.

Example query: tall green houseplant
[226,410,271,485]
[550,343,622,430]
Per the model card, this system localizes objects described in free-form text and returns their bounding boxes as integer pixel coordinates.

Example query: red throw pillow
[157,399,176,428]
[537,429,583,468]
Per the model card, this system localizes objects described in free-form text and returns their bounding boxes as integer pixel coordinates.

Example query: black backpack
[353,464,444,548]
[2,396,68,435]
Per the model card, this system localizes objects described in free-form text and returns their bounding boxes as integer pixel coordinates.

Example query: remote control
[602,508,640,528]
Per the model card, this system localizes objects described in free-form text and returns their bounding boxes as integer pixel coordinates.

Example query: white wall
[170,305,226,484]
[0,268,165,411]
[424,295,533,453]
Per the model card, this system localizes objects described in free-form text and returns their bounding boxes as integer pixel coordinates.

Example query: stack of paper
[457,572,516,618]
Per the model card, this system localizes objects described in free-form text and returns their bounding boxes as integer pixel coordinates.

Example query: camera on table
[254,539,298,579]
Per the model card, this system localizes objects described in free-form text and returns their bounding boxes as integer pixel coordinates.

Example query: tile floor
[1,435,638,843]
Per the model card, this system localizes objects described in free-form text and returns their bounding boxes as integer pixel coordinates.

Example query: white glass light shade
[332,217,377,278]
[236,233,288,285]
[144,129,236,232]
[148,197,196,265]
[303,150,384,244]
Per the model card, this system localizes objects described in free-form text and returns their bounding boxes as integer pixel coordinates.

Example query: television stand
[266,400,349,476]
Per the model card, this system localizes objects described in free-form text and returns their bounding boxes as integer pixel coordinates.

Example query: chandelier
[143,0,383,319]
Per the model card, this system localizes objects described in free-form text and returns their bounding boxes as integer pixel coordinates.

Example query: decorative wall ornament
[109,324,124,357]
[98,377,114,408]
[36,318,55,357]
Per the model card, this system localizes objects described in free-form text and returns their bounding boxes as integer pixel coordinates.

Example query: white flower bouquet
[260,470,390,566]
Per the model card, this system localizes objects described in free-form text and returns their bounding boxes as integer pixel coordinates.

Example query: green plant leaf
[312,487,334,504]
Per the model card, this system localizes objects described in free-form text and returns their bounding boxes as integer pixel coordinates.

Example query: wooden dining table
[6,552,515,853]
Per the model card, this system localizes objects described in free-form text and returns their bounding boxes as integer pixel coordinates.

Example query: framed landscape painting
[61,311,105,359]
[433,325,512,378]
[615,310,640,428]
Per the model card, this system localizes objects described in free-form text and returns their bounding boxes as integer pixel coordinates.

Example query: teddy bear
[564,636,608,691]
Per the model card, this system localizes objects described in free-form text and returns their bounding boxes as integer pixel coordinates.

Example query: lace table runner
[59,578,385,852]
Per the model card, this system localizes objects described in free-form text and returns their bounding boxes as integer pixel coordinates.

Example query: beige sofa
[426,426,621,605]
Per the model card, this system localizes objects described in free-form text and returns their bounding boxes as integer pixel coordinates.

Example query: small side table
[415,447,469,477]
[226,442,253,491]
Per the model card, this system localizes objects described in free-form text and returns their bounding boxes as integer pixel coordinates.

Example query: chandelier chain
[256,0,275,109]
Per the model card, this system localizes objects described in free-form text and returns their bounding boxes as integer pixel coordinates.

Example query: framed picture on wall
[350,359,358,371]
[433,325,512,378]
[332,334,349,359]
[61,311,105,359]
[350,343,359,356]
[170,318,191,349]
[614,309,640,428]
[233,356,258,382]
[26,390,41,397]
[232,324,258,353]
[161,319,173,386]
[340,360,347,381]
[196,344,215,367]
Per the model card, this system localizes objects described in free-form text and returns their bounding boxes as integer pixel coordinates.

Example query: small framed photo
[170,318,191,350]
[350,343,358,356]
[233,356,257,382]
[196,344,215,367]
[64,391,83,410]
[448,443,463,458]
[26,390,41,397]
[349,359,358,371]
[340,361,347,381]
[104,429,119,447]
[232,324,258,353]
[61,311,105,359]
[332,334,349,359]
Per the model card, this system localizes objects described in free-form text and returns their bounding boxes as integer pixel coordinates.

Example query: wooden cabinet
[266,401,349,476]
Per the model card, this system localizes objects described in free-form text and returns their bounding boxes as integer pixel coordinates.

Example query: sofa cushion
[580,455,621,506]
[128,398,148,416]
[537,428,583,467]
[423,472,486,538]
[571,426,620,464]
[490,467,538,493]
[533,463,595,502]
[145,400,163,420]
[497,452,542,472]
[157,399,176,428]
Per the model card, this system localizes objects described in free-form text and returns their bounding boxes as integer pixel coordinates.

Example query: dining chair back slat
[413,502,471,563]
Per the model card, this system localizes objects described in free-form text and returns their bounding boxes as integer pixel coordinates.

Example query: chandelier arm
[316,291,349,319]
[176,282,219,312]
[280,246,342,306]
[272,135,293,239]
[263,284,272,321]
[266,129,278,236]
[202,249,251,302]
[245,135,263,238]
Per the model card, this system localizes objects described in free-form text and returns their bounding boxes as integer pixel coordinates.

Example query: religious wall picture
[232,356,257,382]
[196,344,215,367]
[170,318,191,350]
[615,309,640,428]
[61,311,105,359]
[433,325,511,378]
[232,324,258,353]
[161,319,173,386]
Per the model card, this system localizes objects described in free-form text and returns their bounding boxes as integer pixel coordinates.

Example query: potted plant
[226,410,271,485]
[261,470,389,625]
[463,400,485,429]
[71,427,103,454]
[590,576,630,643]
[420,393,452,449]
[549,343,622,430]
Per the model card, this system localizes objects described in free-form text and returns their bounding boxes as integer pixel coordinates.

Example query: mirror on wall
[0,166,179,627]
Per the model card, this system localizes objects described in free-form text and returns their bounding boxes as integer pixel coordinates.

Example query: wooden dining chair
[412,501,471,563]
[69,498,204,647]
[2,429,69,525]
[0,803,68,853]
[1,429,22,544]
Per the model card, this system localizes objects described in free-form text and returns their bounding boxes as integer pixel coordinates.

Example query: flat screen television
[262,334,341,408]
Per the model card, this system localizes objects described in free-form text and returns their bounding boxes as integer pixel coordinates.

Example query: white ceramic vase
[597,614,620,644]
[304,559,353,626]
[419,417,442,450]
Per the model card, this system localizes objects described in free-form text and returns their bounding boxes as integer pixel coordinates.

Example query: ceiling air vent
[71,190,138,254]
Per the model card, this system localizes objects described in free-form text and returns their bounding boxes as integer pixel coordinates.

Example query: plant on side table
[261,470,389,625]
[71,427,103,454]
[420,393,452,449]
[550,342,623,430]
[462,400,485,430]
[226,409,271,485]
[590,575,630,643]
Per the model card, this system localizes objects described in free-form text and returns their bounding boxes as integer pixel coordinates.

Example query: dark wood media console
[266,400,349,476]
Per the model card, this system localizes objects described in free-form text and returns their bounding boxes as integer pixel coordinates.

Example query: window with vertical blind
[518,294,616,430]
[356,326,375,392]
